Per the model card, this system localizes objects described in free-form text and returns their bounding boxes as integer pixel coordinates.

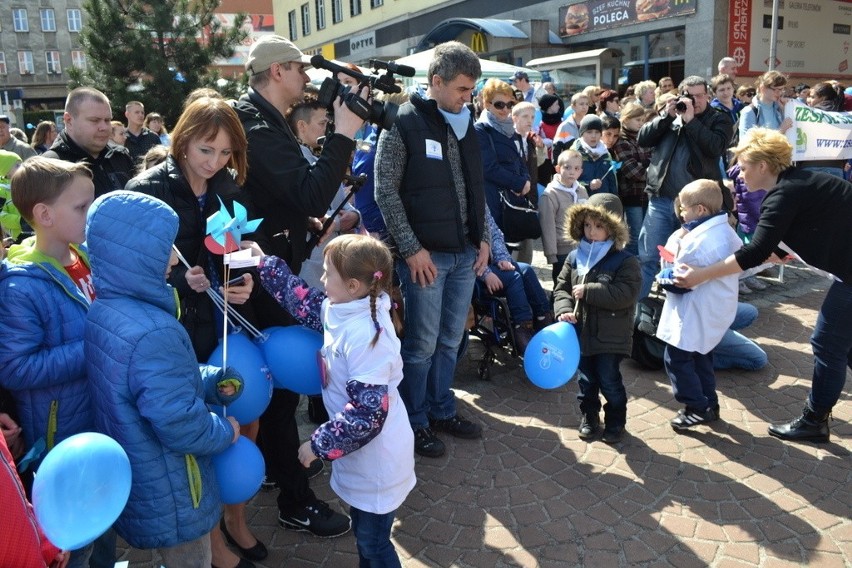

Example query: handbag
[499,191,541,243]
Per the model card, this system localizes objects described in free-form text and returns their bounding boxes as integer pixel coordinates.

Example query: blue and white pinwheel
[205,197,263,255]
[603,160,622,181]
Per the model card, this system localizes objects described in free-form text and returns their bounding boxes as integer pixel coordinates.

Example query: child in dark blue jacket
[571,115,618,197]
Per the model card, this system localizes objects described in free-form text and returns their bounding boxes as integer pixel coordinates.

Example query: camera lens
[675,100,687,112]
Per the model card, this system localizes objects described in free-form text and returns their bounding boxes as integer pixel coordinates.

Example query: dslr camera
[675,93,695,112]
[311,55,415,130]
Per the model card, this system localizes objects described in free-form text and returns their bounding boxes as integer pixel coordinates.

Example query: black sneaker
[578,413,601,440]
[278,500,351,538]
[413,427,446,457]
[306,459,325,479]
[260,475,278,491]
[601,426,624,444]
[429,415,482,439]
[671,406,718,430]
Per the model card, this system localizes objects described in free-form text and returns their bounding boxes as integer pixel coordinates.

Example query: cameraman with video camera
[636,75,733,299]
[231,34,369,543]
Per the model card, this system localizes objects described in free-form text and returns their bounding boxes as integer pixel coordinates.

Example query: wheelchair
[466,279,523,381]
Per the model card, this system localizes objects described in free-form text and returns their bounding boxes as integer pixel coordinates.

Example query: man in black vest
[375,41,490,458]
[43,87,134,198]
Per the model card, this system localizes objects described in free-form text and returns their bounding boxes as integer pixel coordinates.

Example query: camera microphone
[369,59,416,78]
[310,55,362,82]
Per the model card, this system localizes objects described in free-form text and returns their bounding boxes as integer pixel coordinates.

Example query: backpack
[631,297,666,370]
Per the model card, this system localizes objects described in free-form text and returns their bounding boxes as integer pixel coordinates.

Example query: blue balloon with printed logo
[212,435,265,504]
[33,432,131,551]
[258,326,324,395]
[208,332,273,425]
[523,322,580,389]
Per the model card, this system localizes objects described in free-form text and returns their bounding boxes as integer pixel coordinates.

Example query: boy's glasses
[491,101,516,110]
[679,202,704,211]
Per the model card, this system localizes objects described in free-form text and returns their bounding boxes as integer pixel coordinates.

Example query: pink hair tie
[373,271,383,280]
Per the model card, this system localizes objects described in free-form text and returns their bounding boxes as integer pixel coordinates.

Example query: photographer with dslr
[636,75,733,299]
[232,34,368,544]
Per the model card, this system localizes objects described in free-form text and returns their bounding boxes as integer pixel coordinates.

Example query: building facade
[0,0,86,123]
[272,0,850,93]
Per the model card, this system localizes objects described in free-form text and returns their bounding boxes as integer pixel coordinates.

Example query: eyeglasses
[491,101,516,110]
[679,202,704,211]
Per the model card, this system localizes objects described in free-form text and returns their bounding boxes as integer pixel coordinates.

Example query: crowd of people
[0,35,850,568]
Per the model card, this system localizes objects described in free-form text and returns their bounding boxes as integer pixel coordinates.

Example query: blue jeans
[350,506,401,568]
[624,205,646,257]
[638,196,680,299]
[577,353,627,424]
[712,303,768,370]
[67,545,93,568]
[664,345,717,410]
[802,165,845,180]
[396,247,477,429]
[488,261,550,323]
[809,280,852,412]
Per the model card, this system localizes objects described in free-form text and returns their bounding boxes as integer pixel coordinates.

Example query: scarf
[478,109,517,138]
[539,95,564,124]
[579,138,609,160]
[437,104,472,140]
[552,176,580,199]
[575,238,614,277]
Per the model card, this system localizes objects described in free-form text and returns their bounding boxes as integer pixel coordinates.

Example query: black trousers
[258,387,315,512]
[252,289,315,512]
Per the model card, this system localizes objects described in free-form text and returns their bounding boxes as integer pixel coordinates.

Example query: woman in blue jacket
[85,190,242,566]
[474,78,532,230]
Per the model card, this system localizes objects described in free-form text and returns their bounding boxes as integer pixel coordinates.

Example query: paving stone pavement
[119,259,851,567]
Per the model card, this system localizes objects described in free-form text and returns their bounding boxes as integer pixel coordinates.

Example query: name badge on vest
[425,139,443,160]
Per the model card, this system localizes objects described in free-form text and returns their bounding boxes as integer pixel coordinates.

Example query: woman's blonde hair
[619,102,646,122]
[755,70,787,90]
[31,121,56,149]
[323,234,401,347]
[170,98,248,185]
[732,127,793,175]
[634,80,656,99]
[480,78,515,104]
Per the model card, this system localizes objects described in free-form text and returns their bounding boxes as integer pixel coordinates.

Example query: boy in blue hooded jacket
[85,190,243,566]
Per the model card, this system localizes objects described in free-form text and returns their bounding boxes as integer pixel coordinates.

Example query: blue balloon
[33,432,131,551]
[258,326,323,395]
[533,108,542,130]
[208,333,273,425]
[212,435,265,505]
[523,322,580,389]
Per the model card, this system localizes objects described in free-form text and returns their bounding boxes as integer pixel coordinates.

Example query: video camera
[311,55,415,130]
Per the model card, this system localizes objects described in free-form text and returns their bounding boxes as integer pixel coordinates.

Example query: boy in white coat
[656,179,741,430]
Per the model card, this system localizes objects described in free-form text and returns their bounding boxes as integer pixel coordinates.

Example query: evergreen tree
[70,0,249,124]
